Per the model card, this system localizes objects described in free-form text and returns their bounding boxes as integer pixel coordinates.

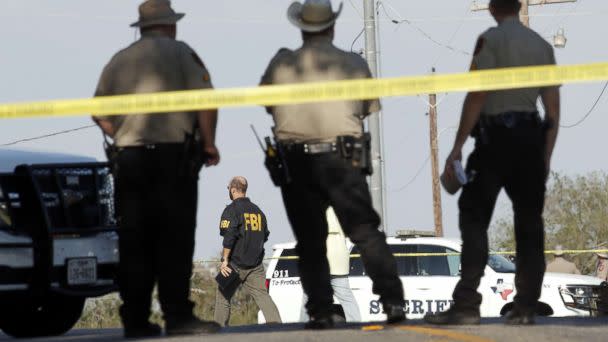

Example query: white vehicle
[0,148,119,338]
[260,231,607,323]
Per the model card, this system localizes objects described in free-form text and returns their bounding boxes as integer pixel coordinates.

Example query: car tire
[0,293,85,338]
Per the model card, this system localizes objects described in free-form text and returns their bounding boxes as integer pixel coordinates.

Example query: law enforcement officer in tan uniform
[424,0,560,326]
[546,246,581,274]
[260,0,405,329]
[92,0,220,337]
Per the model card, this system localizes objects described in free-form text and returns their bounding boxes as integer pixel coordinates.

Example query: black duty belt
[479,111,541,128]
[117,142,184,151]
[281,141,338,155]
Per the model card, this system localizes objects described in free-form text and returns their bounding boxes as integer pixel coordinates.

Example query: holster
[266,138,291,187]
[181,132,205,180]
[337,133,373,175]
[103,137,120,174]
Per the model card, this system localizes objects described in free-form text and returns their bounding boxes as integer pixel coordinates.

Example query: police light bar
[396,230,436,238]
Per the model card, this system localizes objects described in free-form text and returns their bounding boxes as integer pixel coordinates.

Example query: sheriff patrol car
[260,231,607,323]
[0,148,119,338]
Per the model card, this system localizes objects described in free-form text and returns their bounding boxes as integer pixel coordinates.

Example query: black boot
[424,306,480,325]
[383,303,406,324]
[165,315,221,336]
[120,306,162,339]
[305,314,335,330]
[505,306,535,325]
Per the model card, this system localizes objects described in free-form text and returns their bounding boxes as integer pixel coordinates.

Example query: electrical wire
[390,126,456,193]
[390,154,432,193]
[1,125,97,146]
[540,0,583,35]
[560,81,608,128]
[378,1,471,56]
[348,0,364,18]
[432,1,474,67]
[350,28,365,53]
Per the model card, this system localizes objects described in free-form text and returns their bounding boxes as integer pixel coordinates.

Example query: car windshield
[488,255,516,273]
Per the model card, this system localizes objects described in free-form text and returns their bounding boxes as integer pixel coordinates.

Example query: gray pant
[214,263,282,326]
[300,276,361,322]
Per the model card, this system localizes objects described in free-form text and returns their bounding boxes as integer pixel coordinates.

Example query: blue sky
[1,0,607,259]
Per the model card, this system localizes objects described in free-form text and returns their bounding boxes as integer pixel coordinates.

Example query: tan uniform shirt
[473,16,557,115]
[546,257,581,274]
[261,36,381,143]
[94,31,213,147]
[325,207,350,276]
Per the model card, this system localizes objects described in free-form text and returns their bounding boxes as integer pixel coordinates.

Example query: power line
[390,154,432,193]
[347,0,364,18]
[1,125,97,146]
[390,126,456,193]
[540,0,583,35]
[350,28,365,53]
[561,81,608,128]
[432,2,474,66]
[378,1,471,57]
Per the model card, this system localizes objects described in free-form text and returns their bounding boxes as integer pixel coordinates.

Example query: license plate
[67,258,97,286]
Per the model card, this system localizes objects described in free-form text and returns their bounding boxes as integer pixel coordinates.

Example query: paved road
[1,317,607,342]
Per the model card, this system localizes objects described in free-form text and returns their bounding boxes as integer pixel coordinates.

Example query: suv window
[488,255,516,273]
[350,245,417,276]
[350,244,461,277]
[273,248,299,278]
[416,245,458,276]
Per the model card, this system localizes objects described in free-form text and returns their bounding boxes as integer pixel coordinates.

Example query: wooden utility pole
[471,0,577,28]
[429,68,443,237]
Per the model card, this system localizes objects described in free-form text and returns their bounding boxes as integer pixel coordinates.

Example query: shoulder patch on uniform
[473,37,485,56]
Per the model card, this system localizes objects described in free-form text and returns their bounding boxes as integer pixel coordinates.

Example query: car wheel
[0,293,85,338]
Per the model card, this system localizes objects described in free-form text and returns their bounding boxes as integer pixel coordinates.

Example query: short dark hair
[490,0,521,14]
[229,176,248,194]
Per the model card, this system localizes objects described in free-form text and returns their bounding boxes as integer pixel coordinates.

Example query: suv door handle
[416,288,431,291]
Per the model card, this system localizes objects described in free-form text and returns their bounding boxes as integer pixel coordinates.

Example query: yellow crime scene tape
[1,62,608,120]
[192,249,608,264]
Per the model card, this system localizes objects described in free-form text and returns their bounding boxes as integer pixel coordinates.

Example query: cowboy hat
[130,0,185,28]
[287,0,343,33]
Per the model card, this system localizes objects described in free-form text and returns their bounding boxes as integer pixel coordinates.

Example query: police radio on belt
[250,125,291,186]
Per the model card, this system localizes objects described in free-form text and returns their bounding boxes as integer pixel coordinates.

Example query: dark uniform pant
[453,115,546,311]
[114,144,198,325]
[280,151,404,317]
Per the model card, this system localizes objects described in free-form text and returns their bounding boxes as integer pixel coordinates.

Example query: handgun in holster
[103,135,120,174]
[181,131,206,180]
[337,133,373,175]
[264,137,291,187]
